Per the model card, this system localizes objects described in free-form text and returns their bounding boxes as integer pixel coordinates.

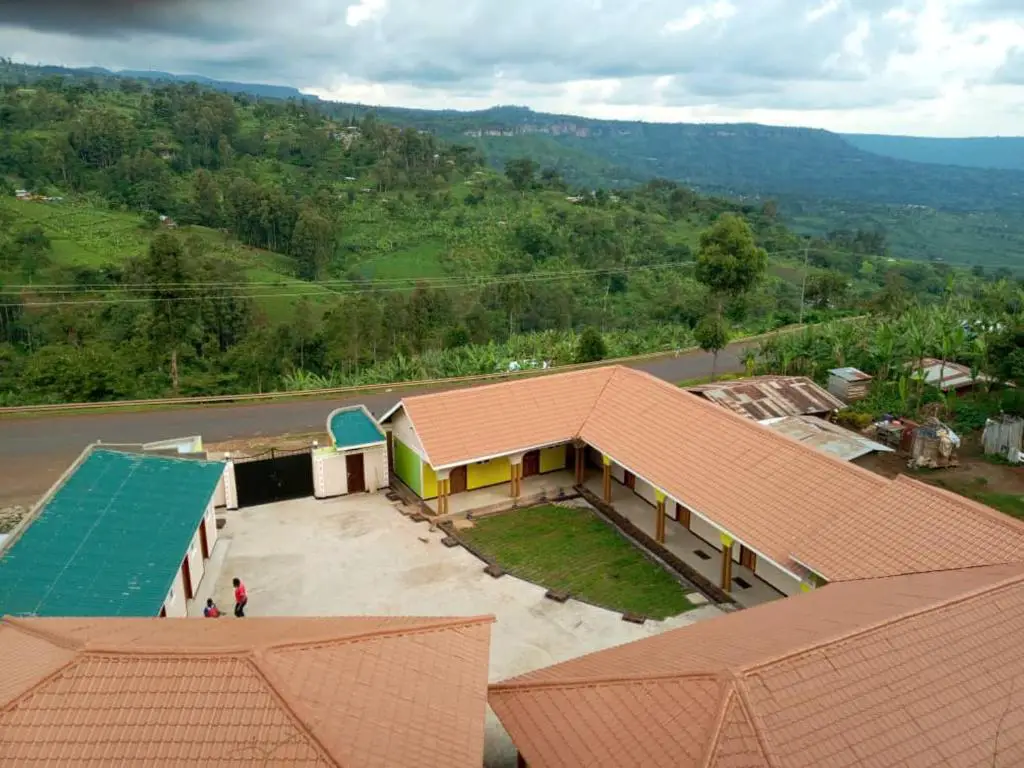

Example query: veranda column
[574,440,585,485]
[720,533,734,592]
[602,454,612,503]
[436,468,450,515]
[654,489,666,544]
[509,453,524,498]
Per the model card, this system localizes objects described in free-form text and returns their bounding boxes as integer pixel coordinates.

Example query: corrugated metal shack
[687,376,845,421]
[760,416,894,462]
[982,415,1024,462]
[828,367,873,403]
[910,358,993,393]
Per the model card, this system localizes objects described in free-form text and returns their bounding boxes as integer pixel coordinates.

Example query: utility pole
[798,244,809,325]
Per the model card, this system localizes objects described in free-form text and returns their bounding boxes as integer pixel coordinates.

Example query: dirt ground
[205,431,330,457]
[856,439,1024,497]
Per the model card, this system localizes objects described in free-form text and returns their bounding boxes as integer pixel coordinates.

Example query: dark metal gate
[234,448,314,508]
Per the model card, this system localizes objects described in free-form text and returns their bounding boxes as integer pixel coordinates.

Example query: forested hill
[0,63,1015,406]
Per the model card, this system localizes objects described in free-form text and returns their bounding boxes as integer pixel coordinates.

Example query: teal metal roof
[329,407,385,449]
[0,449,225,618]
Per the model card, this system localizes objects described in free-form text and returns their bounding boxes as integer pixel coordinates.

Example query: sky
[1,0,1023,136]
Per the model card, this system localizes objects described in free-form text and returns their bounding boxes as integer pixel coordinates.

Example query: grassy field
[459,503,694,619]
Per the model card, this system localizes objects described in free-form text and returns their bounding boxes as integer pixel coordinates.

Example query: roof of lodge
[0,449,225,618]
[489,563,1024,768]
[687,375,846,420]
[388,366,1024,582]
[0,614,494,767]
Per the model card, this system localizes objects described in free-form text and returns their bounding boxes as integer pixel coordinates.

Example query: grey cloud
[0,0,223,38]
[994,47,1024,84]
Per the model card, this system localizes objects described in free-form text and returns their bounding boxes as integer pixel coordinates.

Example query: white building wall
[223,462,238,510]
[204,501,218,553]
[390,409,426,458]
[755,557,803,595]
[184,525,205,597]
[688,512,722,549]
[162,568,187,618]
[611,462,625,483]
[313,444,388,498]
[213,474,227,507]
[314,451,348,498]
[633,476,659,507]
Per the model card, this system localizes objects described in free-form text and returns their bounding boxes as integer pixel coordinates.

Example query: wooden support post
[574,441,585,485]
[655,489,666,544]
[510,462,522,498]
[720,533,734,592]
[602,454,612,504]
[437,478,447,515]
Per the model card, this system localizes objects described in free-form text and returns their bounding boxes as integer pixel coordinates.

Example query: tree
[139,233,192,392]
[695,214,767,320]
[289,206,334,280]
[805,271,849,309]
[575,327,607,363]
[695,314,729,381]
[190,169,223,227]
[7,225,51,281]
[504,157,538,192]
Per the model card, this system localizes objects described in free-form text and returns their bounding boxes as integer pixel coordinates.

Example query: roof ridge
[490,669,722,694]
[698,679,741,768]
[244,654,341,767]
[91,446,224,468]
[575,365,625,436]
[732,678,782,768]
[739,568,1024,675]
[401,365,615,406]
[263,614,496,653]
[1,617,86,651]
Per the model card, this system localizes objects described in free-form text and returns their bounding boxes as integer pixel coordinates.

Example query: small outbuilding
[982,414,1024,463]
[316,405,389,497]
[688,375,845,421]
[828,366,873,403]
[0,447,225,618]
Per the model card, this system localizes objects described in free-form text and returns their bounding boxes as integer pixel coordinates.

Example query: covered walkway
[584,476,785,608]
[425,470,576,518]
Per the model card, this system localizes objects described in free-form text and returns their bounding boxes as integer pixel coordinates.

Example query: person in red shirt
[203,598,220,618]
[232,577,248,617]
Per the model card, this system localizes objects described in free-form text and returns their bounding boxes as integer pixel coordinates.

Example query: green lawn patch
[460,503,694,619]
[975,492,1024,519]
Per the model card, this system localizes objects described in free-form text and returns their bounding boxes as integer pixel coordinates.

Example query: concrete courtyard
[198,493,723,767]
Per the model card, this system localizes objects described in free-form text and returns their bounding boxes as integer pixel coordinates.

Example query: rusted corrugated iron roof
[829,366,873,382]
[911,358,993,391]
[687,375,846,420]
[760,415,894,461]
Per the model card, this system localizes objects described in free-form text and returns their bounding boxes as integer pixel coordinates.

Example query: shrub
[575,327,607,363]
[834,409,873,430]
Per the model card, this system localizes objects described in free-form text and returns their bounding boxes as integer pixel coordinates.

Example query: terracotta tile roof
[392,365,1024,581]
[792,475,1024,580]
[399,367,615,468]
[580,368,888,567]
[490,564,1024,768]
[687,375,846,420]
[0,614,493,767]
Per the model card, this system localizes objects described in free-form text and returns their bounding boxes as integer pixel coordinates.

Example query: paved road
[0,344,746,507]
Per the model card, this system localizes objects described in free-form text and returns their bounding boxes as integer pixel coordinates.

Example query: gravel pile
[0,506,26,534]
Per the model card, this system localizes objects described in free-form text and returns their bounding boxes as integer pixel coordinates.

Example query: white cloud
[1,0,1024,136]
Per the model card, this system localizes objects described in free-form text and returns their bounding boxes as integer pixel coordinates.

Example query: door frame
[449,464,468,494]
[346,452,366,494]
[676,502,691,529]
[739,545,757,571]
[522,450,541,478]
[199,520,210,559]
[623,469,636,490]
[181,557,193,600]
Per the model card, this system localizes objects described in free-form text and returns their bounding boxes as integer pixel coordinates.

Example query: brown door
[676,502,691,529]
[181,557,193,600]
[199,521,210,559]
[522,450,541,478]
[565,443,576,471]
[159,606,167,618]
[449,465,468,494]
[346,452,366,493]
[386,432,394,473]
[623,470,636,490]
[739,545,757,571]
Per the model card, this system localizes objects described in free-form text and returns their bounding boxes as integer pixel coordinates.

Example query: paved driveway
[202,494,722,767]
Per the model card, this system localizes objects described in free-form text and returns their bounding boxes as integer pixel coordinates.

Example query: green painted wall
[393,439,423,496]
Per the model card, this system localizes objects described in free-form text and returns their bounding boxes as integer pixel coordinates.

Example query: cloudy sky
[1,0,1023,136]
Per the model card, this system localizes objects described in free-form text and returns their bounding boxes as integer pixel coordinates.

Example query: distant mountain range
[6,61,1024,267]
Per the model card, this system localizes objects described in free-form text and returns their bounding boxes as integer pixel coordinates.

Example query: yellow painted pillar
[654,489,666,544]
[720,533,734,592]
[601,454,612,503]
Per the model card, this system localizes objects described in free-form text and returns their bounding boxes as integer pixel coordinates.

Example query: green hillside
[0,62,1009,406]
[842,134,1024,173]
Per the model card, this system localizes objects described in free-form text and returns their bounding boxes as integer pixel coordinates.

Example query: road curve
[0,344,747,507]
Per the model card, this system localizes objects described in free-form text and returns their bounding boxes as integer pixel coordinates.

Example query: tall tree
[504,157,538,193]
[140,233,191,392]
[695,314,729,381]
